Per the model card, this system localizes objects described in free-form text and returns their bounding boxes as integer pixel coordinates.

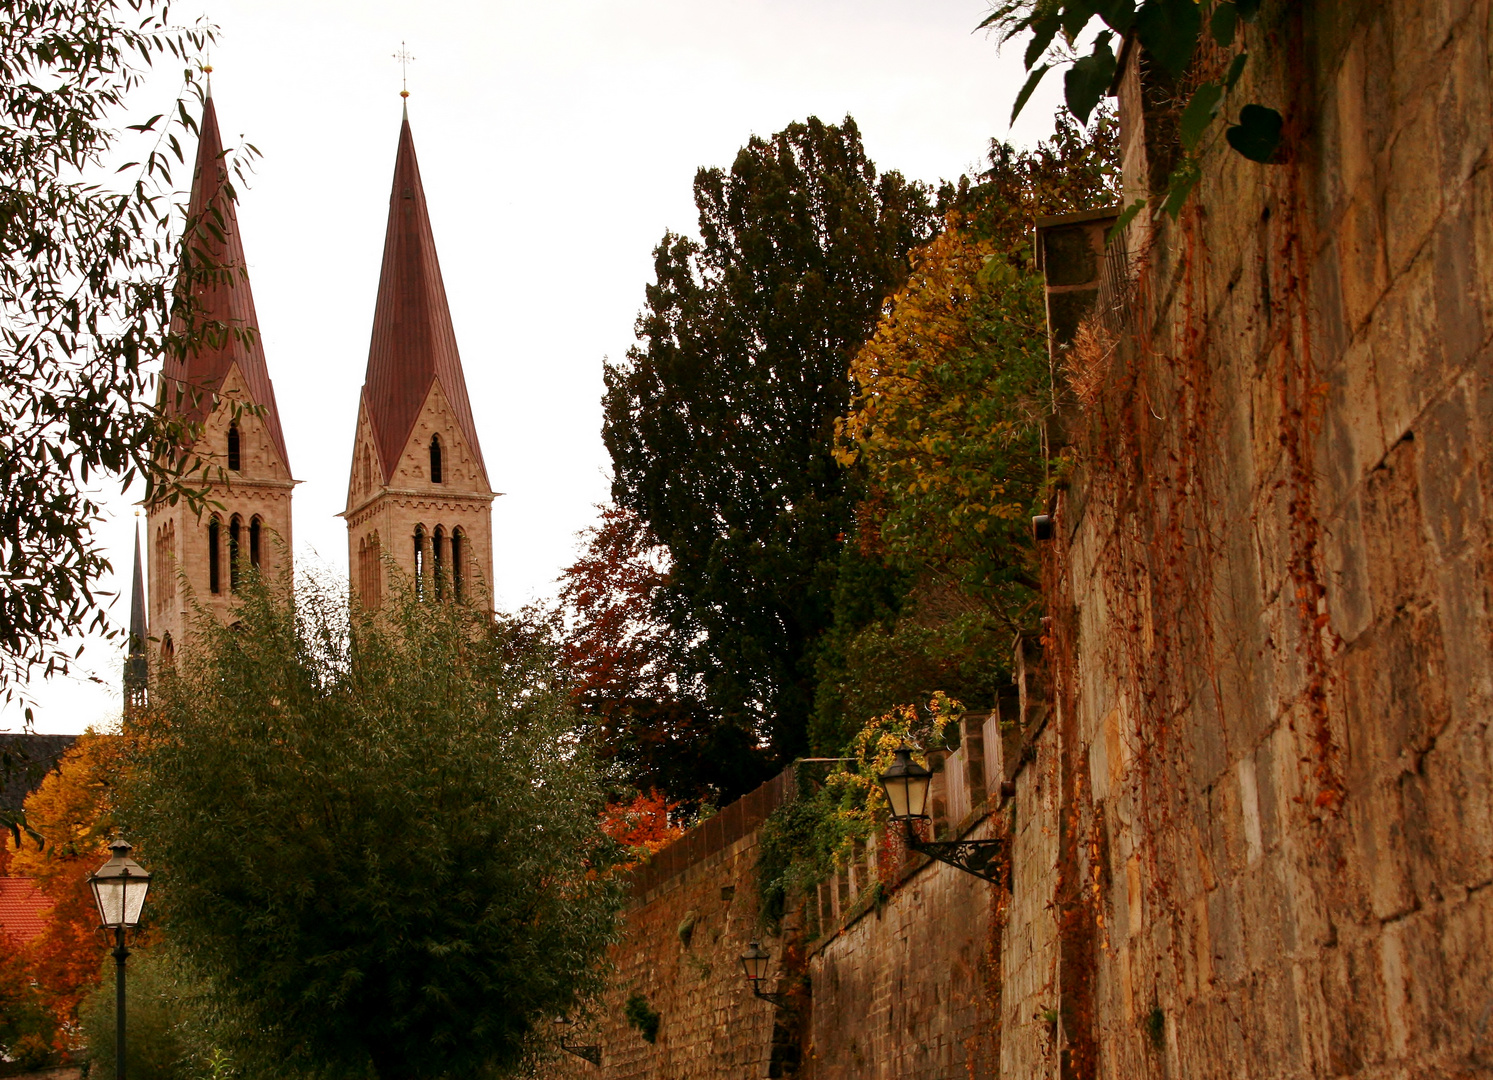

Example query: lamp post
[739,941,791,1007]
[877,746,1003,883]
[88,840,151,1080]
[551,1016,601,1066]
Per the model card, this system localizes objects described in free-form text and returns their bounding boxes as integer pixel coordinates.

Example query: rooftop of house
[0,877,50,946]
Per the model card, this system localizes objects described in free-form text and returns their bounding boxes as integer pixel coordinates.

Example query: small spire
[124,522,148,709]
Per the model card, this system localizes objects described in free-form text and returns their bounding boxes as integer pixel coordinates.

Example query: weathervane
[393,41,415,100]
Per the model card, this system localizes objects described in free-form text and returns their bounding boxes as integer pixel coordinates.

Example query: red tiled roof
[0,878,51,946]
[359,110,487,486]
[159,92,292,472]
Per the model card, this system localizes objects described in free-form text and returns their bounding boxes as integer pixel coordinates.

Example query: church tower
[147,89,296,665]
[343,108,495,611]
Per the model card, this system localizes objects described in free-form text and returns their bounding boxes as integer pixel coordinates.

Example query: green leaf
[1062,0,1098,43]
[1179,81,1224,149]
[1063,32,1117,124]
[1134,0,1201,78]
[1210,2,1238,46]
[1225,51,1249,90]
[1225,104,1284,162]
[1093,0,1138,33]
[1025,16,1060,68]
[1107,198,1147,243]
[1161,161,1202,217]
[1011,63,1052,123]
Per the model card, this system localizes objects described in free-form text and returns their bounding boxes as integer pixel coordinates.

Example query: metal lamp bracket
[906,827,1004,883]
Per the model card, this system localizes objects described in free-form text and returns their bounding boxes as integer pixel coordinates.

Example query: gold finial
[393,41,414,100]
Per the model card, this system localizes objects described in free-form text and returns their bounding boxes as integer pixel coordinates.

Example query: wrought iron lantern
[88,840,152,1080]
[877,746,1004,883]
[89,838,151,930]
[739,941,790,1006]
[552,1015,601,1066]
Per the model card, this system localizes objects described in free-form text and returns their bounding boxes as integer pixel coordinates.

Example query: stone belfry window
[429,434,443,484]
[208,517,222,594]
[249,516,262,570]
[414,525,426,601]
[229,515,242,592]
[228,423,241,471]
[452,529,465,603]
[433,526,446,600]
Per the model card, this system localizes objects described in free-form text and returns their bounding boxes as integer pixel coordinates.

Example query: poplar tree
[123,578,622,1080]
[602,116,937,793]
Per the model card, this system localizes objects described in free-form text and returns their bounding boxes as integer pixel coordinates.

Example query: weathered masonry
[547,1,1493,1076]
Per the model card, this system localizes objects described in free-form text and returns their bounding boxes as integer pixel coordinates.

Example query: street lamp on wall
[739,941,791,1007]
[552,1016,600,1066]
[89,840,152,1080]
[877,746,1004,883]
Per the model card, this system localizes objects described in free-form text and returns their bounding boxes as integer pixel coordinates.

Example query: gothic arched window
[229,515,242,592]
[413,525,426,601]
[161,633,174,668]
[208,517,222,594]
[451,528,465,603]
[227,424,241,471]
[429,435,443,484]
[432,526,446,600]
[249,516,262,570]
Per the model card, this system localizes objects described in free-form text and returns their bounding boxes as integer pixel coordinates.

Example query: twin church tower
[143,90,495,666]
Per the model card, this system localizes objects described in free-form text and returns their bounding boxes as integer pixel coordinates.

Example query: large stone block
[1360,434,1432,621]
[1322,933,1391,1073]
[1348,772,1417,921]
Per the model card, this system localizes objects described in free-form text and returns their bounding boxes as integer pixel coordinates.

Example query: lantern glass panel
[740,943,770,983]
[878,747,933,822]
[904,771,931,819]
[884,774,910,818]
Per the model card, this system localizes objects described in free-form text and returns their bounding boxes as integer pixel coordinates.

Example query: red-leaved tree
[558,506,761,809]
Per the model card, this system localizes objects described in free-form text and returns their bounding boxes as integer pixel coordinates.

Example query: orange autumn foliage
[598,789,684,866]
[6,730,124,1035]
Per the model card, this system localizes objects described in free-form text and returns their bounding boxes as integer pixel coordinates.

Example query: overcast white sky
[10,0,1064,735]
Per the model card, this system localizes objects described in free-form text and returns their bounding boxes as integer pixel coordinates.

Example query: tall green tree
[814,113,1120,751]
[602,116,937,793]
[0,1,220,710]
[122,577,623,1080]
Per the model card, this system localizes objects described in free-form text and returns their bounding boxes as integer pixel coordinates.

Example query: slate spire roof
[359,111,487,485]
[124,523,147,704]
[160,90,291,470]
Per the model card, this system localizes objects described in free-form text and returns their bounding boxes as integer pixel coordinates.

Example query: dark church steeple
[124,524,147,709]
[343,107,495,612]
[147,89,297,667]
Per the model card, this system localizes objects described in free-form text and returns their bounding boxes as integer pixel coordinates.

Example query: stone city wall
[1034,0,1493,1076]
[543,3,1492,1076]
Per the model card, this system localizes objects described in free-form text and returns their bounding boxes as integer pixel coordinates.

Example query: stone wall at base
[542,4,1492,1076]
[804,817,1001,1080]
[1037,1,1493,1076]
[540,777,790,1080]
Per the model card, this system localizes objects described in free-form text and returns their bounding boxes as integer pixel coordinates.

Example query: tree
[557,506,757,806]
[597,789,685,868]
[603,116,937,792]
[0,1,223,710]
[5,730,123,1037]
[121,577,623,1080]
[814,114,1119,751]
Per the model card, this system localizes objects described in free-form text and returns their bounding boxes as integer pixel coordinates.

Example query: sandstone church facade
[143,91,494,664]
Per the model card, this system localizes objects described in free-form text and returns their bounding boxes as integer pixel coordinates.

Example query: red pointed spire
[161,93,291,470]
[360,112,487,484]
